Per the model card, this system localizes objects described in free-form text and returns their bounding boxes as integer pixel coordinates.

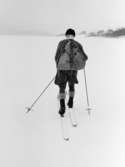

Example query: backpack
[57,40,86,70]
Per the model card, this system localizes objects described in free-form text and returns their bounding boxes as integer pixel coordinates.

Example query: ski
[69,108,78,127]
[57,94,70,141]
[60,115,70,141]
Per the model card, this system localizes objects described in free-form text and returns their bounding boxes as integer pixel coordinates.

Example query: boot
[67,97,73,108]
[59,99,65,117]
[59,108,65,117]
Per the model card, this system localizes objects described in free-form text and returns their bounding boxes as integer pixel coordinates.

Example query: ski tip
[86,108,92,115]
[73,124,78,127]
[64,138,70,141]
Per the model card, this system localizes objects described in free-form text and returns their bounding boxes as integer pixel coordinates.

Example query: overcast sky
[0,0,125,34]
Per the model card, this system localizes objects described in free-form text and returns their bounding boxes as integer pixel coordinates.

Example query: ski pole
[26,76,55,113]
[83,68,91,115]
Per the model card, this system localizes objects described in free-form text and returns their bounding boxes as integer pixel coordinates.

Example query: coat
[55,39,88,68]
[54,38,88,85]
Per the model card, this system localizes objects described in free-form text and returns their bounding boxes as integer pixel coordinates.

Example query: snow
[0,35,125,167]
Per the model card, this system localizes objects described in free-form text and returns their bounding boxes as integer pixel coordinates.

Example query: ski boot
[67,97,73,108]
[59,107,65,117]
[59,99,65,117]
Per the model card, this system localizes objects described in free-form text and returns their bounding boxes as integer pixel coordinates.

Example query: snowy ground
[0,35,125,167]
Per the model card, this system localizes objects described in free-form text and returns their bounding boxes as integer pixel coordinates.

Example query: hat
[65,28,76,37]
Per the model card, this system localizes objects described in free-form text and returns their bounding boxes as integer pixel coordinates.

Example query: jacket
[55,39,88,67]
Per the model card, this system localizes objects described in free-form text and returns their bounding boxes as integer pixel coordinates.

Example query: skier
[55,28,88,117]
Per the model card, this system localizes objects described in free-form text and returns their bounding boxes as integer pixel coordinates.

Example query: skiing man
[55,28,88,117]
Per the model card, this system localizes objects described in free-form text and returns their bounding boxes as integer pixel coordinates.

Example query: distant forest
[84,28,125,38]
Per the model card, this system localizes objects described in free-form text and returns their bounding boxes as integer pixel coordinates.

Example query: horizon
[0,26,124,37]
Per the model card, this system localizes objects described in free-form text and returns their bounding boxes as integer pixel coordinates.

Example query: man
[55,28,88,117]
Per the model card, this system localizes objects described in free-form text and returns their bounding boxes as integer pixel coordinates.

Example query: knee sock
[68,91,74,108]
[59,92,66,110]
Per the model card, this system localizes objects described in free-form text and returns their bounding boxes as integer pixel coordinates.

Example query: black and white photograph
[0,0,125,166]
